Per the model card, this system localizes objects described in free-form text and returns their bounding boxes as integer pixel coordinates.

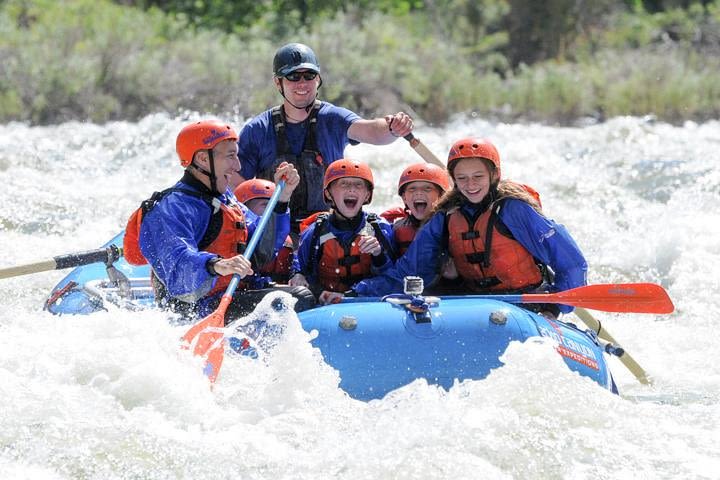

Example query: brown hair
[433,158,542,215]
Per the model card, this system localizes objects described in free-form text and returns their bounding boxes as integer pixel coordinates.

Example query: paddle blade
[180,296,231,384]
[188,311,226,356]
[180,310,223,349]
[203,342,225,385]
[525,283,675,314]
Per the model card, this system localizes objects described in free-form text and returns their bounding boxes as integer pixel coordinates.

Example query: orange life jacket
[124,187,249,297]
[391,215,419,256]
[124,187,216,266]
[259,235,294,282]
[201,200,249,296]
[446,201,542,293]
[380,206,407,223]
[309,213,394,293]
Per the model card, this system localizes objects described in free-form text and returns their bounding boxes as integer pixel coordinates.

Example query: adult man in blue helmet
[237,42,414,235]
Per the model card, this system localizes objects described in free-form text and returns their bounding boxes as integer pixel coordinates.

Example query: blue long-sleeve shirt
[292,212,397,290]
[353,199,587,313]
[138,175,290,305]
[238,101,360,179]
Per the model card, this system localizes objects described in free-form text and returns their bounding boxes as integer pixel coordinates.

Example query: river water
[1,114,718,479]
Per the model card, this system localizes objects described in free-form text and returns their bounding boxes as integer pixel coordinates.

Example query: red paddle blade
[188,312,225,357]
[181,295,231,348]
[203,343,225,384]
[180,296,231,383]
[524,283,675,314]
[181,314,217,348]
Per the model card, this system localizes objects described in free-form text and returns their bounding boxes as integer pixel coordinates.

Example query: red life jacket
[380,206,407,223]
[124,187,215,266]
[201,200,249,296]
[392,215,419,256]
[308,213,394,293]
[123,187,249,297]
[380,207,419,256]
[259,235,294,282]
[298,211,326,235]
[446,201,542,293]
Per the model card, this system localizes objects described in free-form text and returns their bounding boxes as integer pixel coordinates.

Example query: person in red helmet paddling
[288,159,397,305]
[237,42,414,235]
[124,120,315,321]
[353,138,587,318]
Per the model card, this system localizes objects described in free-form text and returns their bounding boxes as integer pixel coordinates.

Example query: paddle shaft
[404,133,444,167]
[574,307,652,385]
[0,245,122,279]
[181,180,287,381]
[221,179,287,301]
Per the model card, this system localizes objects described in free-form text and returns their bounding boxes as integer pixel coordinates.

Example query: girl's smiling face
[452,158,493,203]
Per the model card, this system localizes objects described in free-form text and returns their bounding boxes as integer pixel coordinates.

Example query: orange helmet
[398,162,450,195]
[447,137,501,180]
[234,179,275,203]
[323,159,374,204]
[176,120,239,167]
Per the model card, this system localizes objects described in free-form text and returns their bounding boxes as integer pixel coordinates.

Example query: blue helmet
[273,43,321,77]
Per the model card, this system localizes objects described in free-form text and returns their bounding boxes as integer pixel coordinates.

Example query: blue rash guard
[353,198,587,313]
[138,176,290,308]
[238,101,360,179]
[292,212,397,290]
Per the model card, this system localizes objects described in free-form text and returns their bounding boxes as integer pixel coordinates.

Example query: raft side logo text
[538,325,599,371]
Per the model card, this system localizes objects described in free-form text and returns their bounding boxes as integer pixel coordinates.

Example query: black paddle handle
[54,245,123,269]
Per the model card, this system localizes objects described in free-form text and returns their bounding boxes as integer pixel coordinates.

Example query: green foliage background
[1,0,719,125]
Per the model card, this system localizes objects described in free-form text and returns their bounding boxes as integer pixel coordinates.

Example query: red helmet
[398,162,450,195]
[176,120,238,167]
[323,159,374,204]
[234,179,275,203]
[447,137,501,180]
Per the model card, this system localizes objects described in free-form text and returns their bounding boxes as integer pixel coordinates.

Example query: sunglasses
[284,71,318,82]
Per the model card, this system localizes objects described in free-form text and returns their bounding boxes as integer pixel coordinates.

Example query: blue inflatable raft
[45,232,616,400]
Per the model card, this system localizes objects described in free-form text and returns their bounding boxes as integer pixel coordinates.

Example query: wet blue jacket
[238,101,360,179]
[353,199,587,313]
[292,212,397,290]
[139,175,290,306]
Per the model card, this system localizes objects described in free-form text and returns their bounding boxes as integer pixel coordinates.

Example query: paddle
[343,283,674,314]
[181,180,286,384]
[452,283,674,314]
[0,245,123,280]
[398,134,662,381]
[403,133,444,168]
[574,307,652,384]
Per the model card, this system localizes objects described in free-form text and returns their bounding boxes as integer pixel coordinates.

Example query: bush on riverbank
[0,0,718,126]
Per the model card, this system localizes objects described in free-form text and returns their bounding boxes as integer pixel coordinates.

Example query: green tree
[505,0,618,67]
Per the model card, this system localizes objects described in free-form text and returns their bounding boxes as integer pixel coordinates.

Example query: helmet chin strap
[190,150,220,194]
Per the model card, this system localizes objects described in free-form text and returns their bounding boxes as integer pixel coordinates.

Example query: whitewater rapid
[1,114,718,479]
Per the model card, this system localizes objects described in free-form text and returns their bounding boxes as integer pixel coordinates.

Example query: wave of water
[1,114,719,479]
